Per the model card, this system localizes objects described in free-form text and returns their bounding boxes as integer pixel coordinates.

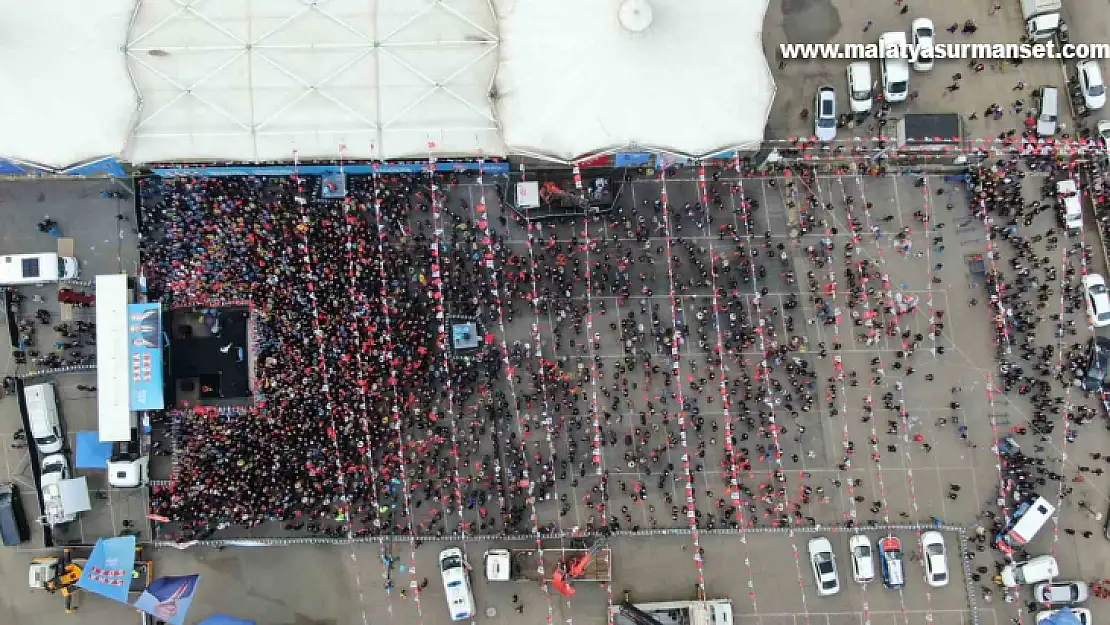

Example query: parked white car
[40,454,70,481]
[1078,61,1107,110]
[920,531,949,587]
[1084,274,1110,327]
[808,536,840,596]
[815,86,837,142]
[847,62,873,113]
[849,534,875,583]
[1098,120,1110,146]
[911,18,935,71]
[1001,555,1058,588]
[879,32,910,103]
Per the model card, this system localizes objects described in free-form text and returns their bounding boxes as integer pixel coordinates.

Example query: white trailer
[611,600,734,625]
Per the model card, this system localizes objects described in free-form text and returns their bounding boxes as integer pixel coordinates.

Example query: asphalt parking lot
[3,164,1110,625]
[0,180,147,617]
[387,170,1059,537]
[136,530,977,625]
[764,0,1076,150]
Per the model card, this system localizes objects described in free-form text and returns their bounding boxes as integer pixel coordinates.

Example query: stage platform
[168,306,251,405]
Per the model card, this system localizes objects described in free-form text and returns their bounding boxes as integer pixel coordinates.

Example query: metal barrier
[19,364,96,380]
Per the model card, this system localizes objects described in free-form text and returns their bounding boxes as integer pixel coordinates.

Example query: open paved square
[3,162,1110,625]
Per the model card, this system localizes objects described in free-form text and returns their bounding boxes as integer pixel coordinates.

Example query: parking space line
[747,612,974,617]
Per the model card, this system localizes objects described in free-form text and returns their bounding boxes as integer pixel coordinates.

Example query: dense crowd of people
[136,158,1106,609]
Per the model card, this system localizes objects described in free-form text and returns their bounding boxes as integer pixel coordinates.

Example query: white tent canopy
[125,0,503,163]
[0,0,137,168]
[0,0,774,168]
[494,0,776,161]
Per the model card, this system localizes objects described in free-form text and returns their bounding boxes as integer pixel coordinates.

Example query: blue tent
[198,616,256,625]
[1040,609,1083,625]
[75,431,113,469]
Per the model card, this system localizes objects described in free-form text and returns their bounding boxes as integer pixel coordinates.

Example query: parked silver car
[1034,581,1089,606]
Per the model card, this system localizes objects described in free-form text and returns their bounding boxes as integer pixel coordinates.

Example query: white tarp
[494,0,776,160]
[0,0,775,167]
[515,181,539,208]
[0,0,137,169]
[59,477,92,514]
[124,0,504,163]
[95,275,132,442]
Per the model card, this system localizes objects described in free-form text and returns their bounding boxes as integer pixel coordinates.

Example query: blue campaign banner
[127,303,165,411]
[76,536,137,603]
[151,161,509,178]
[615,152,653,167]
[133,574,201,625]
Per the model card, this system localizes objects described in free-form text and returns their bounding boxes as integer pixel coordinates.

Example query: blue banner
[127,303,165,411]
[76,536,137,603]
[152,161,509,178]
[199,616,256,625]
[0,160,28,176]
[133,574,200,625]
[63,157,127,177]
[615,152,653,167]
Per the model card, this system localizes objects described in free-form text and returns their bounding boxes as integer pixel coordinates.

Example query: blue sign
[76,536,137,603]
[127,303,165,411]
[615,152,653,167]
[152,161,509,177]
[133,574,200,625]
[63,157,127,177]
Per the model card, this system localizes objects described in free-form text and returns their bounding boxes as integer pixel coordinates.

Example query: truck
[483,543,612,585]
[611,599,734,625]
[0,253,79,285]
[29,545,154,614]
[1020,0,1062,41]
[40,468,90,527]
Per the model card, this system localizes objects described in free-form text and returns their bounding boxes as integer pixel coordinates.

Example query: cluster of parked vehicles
[812,20,934,142]
[997,555,1091,625]
[807,532,949,595]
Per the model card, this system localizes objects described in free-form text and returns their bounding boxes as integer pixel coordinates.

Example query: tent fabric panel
[0,0,137,168]
[494,0,775,161]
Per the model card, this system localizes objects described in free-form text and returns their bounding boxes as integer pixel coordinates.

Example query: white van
[1037,87,1059,137]
[1003,496,1056,549]
[439,547,475,621]
[1001,555,1059,587]
[0,254,79,285]
[879,32,910,103]
[24,383,63,454]
[1057,179,1083,231]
